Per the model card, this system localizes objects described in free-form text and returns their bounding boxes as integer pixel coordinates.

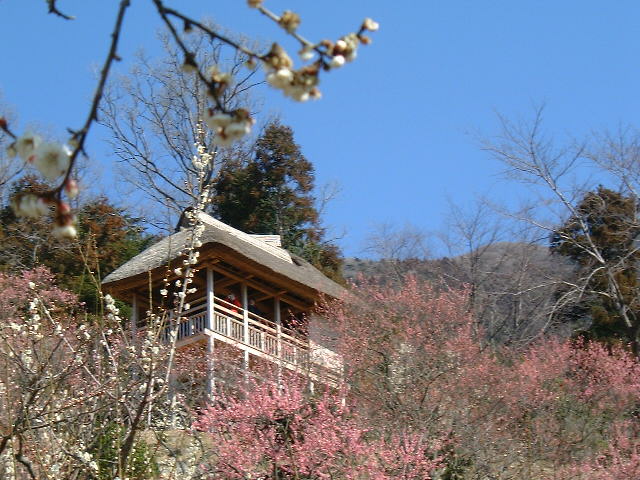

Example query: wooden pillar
[206,267,214,330]
[206,267,215,398]
[274,296,282,387]
[130,293,138,342]
[241,283,250,377]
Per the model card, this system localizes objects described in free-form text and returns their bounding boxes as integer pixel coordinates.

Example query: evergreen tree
[550,186,640,352]
[212,122,343,281]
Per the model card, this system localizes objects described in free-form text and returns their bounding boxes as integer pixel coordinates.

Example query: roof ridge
[197,212,293,264]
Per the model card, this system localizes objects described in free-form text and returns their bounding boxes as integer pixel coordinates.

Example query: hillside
[343,242,577,344]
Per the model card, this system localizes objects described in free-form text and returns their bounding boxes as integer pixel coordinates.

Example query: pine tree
[550,186,640,352]
[212,122,343,281]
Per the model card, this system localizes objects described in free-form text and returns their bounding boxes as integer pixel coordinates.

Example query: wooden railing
[163,296,310,367]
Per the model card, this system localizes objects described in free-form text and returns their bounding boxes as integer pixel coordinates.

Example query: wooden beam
[205,261,311,311]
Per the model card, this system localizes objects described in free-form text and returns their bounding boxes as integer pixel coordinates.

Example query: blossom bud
[0,117,6,130]
[181,55,198,74]
[57,201,71,215]
[362,18,379,32]
[330,55,346,68]
[52,224,77,240]
[279,10,301,33]
[247,0,262,7]
[309,87,322,100]
[244,57,258,70]
[264,43,293,70]
[299,46,315,61]
[334,40,348,54]
[64,179,79,199]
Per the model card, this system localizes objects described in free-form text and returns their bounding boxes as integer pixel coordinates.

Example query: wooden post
[206,267,215,398]
[206,267,214,331]
[241,282,250,378]
[130,293,138,342]
[275,296,282,387]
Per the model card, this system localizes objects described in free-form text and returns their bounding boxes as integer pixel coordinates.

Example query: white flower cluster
[6,130,79,239]
[181,65,254,147]
[263,43,321,102]
[204,107,255,147]
[8,133,71,181]
[52,222,77,240]
[11,194,50,218]
[104,294,122,324]
[191,139,212,171]
[267,63,321,102]
[78,450,98,472]
[326,33,360,68]
[260,14,379,101]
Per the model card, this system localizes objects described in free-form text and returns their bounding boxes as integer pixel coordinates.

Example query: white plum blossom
[266,64,321,102]
[267,68,294,89]
[363,17,380,31]
[205,108,254,147]
[207,65,233,85]
[330,55,346,68]
[262,43,322,101]
[12,194,50,218]
[13,132,42,162]
[204,111,232,130]
[225,121,251,138]
[52,224,77,240]
[33,142,71,181]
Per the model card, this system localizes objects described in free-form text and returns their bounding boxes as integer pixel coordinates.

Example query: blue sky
[2,1,639,257]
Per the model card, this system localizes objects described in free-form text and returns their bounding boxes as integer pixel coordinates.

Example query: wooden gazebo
[102,212,345,389]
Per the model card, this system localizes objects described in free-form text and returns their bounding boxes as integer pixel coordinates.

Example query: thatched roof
[102,213,346,300]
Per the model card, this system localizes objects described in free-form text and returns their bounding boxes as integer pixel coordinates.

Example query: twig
[46,0,75,20]
[152,0,258,112]
[54,0,131,198]
[157,2,261,59]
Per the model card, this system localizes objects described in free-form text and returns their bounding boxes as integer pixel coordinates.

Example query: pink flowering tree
[317,276,640,479]
[194,377,441,479]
